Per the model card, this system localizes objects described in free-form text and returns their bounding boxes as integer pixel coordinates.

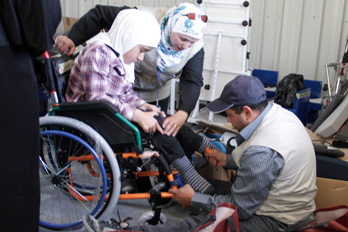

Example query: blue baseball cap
[207,75,267,113]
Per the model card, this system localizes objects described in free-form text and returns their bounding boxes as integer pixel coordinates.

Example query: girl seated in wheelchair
[65,9,215,195]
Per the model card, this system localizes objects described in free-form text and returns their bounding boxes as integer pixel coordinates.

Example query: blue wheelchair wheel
[39,116,121,230]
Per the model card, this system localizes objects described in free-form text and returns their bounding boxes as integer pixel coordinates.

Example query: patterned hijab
[90,9,161,83]
[156,3,207,72]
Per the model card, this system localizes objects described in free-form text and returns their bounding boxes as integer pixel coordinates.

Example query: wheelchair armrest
[51,100,143,153]
[58,100,118,113]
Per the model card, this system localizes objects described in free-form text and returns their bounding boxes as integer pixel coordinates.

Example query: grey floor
[40,198,196,232]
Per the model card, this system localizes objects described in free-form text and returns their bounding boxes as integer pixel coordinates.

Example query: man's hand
[55,35,76,56]
[205,148,227,167]
[162,110,188,137]
[169,184,194,208]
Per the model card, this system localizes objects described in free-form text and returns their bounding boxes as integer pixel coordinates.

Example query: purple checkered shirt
[65,41,146,121]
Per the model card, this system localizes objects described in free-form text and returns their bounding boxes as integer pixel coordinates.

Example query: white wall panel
[297,0,322,80]
[79,0,94,16]
[199,1,250,103]
[250,0,348,84]
[61,0,79,17]
[60,0,197,10]
[60,0,348,85]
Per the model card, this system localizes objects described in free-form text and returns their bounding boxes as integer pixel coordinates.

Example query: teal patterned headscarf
[156,3,206,72]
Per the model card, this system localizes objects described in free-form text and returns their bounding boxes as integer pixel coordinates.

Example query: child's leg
[175,125,220,156]
[152,115,214,194]
[171,156,214,194]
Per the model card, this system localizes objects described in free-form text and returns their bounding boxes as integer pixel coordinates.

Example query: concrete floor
[40,198,196,232]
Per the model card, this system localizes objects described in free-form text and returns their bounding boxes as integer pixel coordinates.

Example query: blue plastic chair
[252,69,279,99]
[285,88,311,126]
[303,79,323,123]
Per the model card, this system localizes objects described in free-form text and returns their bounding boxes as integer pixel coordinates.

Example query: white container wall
[250,0,348,85]
[60,0,348,86]
[200,0,250,103]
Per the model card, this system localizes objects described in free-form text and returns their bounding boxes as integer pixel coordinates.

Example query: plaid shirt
[66,41,146,121]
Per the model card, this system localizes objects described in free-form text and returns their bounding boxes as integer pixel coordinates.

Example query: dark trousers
[130,179,288,232]
[176,124,203,158]
[0,45,40,231]
[131,211,288,232]
[151,115,202,163]
[148,97,204,160]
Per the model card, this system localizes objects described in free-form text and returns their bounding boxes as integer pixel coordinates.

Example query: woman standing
[0,1,61,231]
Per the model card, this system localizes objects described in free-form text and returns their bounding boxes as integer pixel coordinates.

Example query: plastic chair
[303,79,323,123]
[285,88,311,126]
[252,69,279,99]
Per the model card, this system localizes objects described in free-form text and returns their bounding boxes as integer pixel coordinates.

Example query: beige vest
[232,104,317,224]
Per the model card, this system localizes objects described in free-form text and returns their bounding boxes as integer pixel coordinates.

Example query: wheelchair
[38,51,181,231]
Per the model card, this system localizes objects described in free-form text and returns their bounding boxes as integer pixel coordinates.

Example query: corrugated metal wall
[60,0,348,84]
[250,0,348,84]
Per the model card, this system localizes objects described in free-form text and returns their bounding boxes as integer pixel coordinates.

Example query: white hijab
[156,3,207,72]
[89,9,161,83]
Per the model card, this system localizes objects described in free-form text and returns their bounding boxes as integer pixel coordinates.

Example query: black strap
[295,221,330,231]
[227,216,238,232]
[195,215,216,229]
[104,44,120,57]
[281,213,317,232]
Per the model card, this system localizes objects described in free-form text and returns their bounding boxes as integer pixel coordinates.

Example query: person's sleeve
[192,146,284,220]
[177,48,204,115]
[67,5,135,46]
[0,0,61,55]
[225,153,238,170]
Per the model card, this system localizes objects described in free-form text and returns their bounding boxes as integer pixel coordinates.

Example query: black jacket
[0,0,61,56]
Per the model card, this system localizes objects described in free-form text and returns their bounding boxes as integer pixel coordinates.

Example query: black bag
[49,53,76,103]
[274,73,306,108]
[36,46,79,103]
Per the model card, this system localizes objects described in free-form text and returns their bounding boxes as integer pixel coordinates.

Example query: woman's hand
[162,110,188,137]
[55,35,76,56]
[133,109,163,134]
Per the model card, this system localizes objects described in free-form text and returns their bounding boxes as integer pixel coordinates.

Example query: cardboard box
[194,152,233,182]
[198,164,233,182]
[63,17,79,32]
[54,17,79,36]
[315,177,348,208]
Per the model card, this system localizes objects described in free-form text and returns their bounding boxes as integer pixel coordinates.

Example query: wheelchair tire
[39,116,121,230]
